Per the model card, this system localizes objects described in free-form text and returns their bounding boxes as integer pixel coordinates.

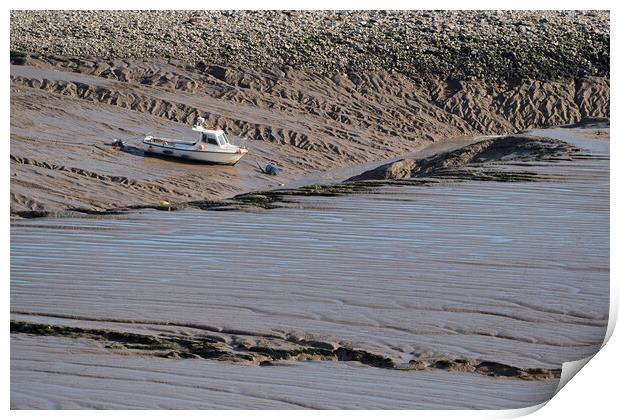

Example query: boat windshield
[202,133,219,146]
[218,133,229,145]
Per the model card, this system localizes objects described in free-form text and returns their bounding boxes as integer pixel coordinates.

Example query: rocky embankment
[9,11,610,216]
[10,10,609,81]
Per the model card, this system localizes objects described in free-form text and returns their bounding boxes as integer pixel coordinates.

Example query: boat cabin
[193,126,231,148]
[192,117,232,148]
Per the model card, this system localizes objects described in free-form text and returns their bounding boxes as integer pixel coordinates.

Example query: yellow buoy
[159,200,170,206]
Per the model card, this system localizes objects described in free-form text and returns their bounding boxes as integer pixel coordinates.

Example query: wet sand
[11,335,559,410]
[10,56,608,216]
[10,126,609,408]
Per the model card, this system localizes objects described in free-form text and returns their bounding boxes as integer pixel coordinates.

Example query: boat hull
[143,142,246,165]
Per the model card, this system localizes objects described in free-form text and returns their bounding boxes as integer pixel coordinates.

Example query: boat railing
[146,137,196,146]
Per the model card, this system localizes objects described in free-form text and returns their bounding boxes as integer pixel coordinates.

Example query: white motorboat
[143,118,248,165]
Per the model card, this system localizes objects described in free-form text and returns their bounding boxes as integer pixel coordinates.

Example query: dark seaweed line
[12,171,555,219]
[11,179,437,218]
[11,320,561,381]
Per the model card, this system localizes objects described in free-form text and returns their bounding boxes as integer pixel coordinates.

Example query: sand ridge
[10,319,562,380]
[347,135,580,182]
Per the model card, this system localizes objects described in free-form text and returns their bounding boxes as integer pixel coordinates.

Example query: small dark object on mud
[265,163,281,176]
[256,160,281,176]
[110,139,127,149]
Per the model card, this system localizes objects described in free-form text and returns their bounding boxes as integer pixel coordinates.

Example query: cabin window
[202,133,218,146]
[217,134,228,145]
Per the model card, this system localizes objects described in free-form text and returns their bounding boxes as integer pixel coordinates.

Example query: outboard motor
[111,139,127,149]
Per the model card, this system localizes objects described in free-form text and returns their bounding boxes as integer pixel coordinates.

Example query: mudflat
[11,126,609,408]
[10,10,610,410]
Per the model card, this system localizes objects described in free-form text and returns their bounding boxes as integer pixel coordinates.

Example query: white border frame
[4,1,617,418]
